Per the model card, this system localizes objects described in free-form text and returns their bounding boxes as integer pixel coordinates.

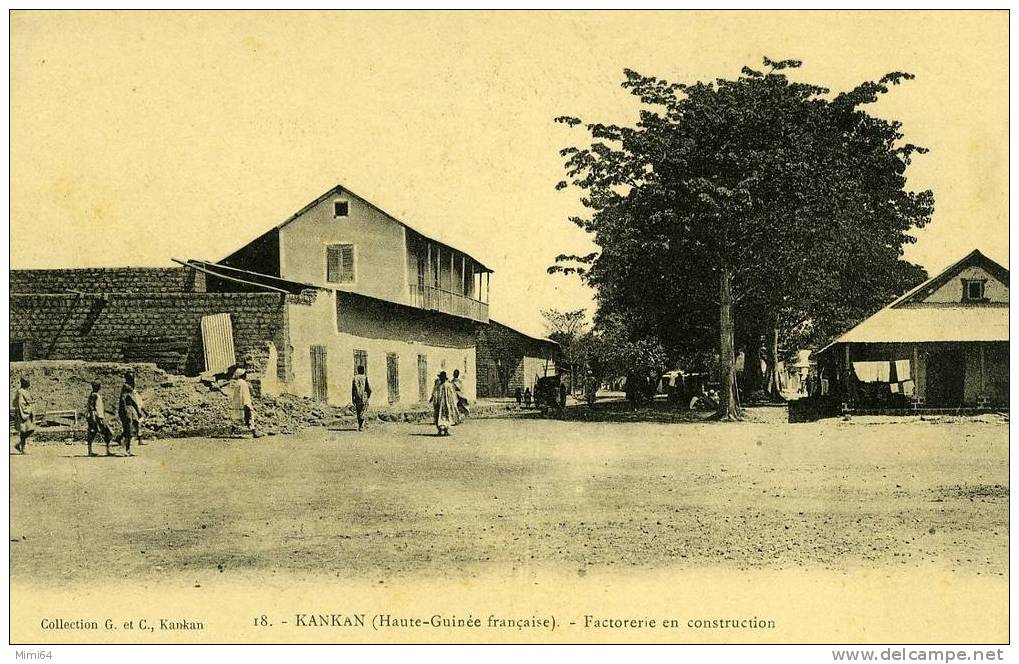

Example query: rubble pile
[12,360,521,441]
[124,375,361,438]
[145,390,317,437]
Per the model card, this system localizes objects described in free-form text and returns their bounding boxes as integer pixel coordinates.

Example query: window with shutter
[326,244,355,283]
[387,353,400,404]
[354,349,368,373]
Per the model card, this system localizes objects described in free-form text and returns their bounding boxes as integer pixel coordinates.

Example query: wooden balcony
[409,284,489,323]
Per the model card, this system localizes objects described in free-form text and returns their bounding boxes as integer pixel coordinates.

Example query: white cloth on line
[853,361,891,383]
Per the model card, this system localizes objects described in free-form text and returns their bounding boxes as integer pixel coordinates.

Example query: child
[85,380,113,457]
[514,387,522,406]
[452,369,470,421]
[117,373,144,455]
[12,377,34,454]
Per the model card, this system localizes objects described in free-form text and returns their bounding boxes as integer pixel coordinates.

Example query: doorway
[310,345,329,403]
[417,354,429,402]
[925,346,965,406]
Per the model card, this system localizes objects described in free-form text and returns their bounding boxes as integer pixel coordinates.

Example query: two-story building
[214,184,493,406]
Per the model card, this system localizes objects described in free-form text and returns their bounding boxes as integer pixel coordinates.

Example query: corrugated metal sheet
[820,306,1008,351]
[817,250,1010,355]
[201,313,236,374]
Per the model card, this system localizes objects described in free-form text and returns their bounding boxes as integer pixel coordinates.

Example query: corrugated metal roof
[489,319,559,346]
[832,306,1009,344]
[816,249,1010,355]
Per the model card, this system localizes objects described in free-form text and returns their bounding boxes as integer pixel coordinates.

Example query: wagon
[533,375,567,417]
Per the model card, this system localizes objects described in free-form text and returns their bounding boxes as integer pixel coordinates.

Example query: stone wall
[10,291,287,376]
[11,267,205,294]
[476,321,557,397]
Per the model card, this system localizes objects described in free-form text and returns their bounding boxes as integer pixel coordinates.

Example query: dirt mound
[10,361,337,439]
[142,380,329,438]
[10,361,171,414]
[11,360,520,440]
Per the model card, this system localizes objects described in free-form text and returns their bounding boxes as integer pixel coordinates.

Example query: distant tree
[552,59,933,419]
[578,312,667,406]
[541,308,589,393]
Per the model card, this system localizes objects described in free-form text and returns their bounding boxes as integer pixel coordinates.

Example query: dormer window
[962,279,986,302]
[334,200,349,218]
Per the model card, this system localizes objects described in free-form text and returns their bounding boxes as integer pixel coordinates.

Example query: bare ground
[9,409,1007,586]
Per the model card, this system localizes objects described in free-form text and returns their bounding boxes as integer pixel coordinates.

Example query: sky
[10,10,1008,337]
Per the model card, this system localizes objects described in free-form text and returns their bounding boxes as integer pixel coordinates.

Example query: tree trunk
[763,313,785,402]
[718,268,742,420]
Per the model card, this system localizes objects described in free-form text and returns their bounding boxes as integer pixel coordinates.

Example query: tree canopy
[552,58,933,418]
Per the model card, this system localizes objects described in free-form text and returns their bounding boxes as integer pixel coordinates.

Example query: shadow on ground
[511,399,717,424]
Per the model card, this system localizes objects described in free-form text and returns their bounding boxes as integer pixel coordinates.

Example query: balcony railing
[409,284,489,323]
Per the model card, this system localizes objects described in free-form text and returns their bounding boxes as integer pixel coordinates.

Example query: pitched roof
[818,249,1009,351]
[887,249,1009,307]
[490,319,559,346]
[272,184,493,273]
[824,307,1008,345]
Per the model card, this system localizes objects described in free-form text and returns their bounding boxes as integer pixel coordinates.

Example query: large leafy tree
[552,59,933,419]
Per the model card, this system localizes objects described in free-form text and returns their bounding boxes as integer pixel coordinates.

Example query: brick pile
[11,360,521,441]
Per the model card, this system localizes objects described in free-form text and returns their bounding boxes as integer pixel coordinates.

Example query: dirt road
[10,414,1007,583]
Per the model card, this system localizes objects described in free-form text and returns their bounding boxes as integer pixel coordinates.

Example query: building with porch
[212,184,493,406]
[814,249,1008,410]
[13,184,555,410]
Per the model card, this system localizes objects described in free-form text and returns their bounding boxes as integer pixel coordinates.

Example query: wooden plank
[201,313,236,374]
[311,345,328,402]
[171,258,288,293]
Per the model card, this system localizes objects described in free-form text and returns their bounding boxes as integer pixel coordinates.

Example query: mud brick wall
[10,267,205,294]
[475,322,557,397]
[10,292,287,376]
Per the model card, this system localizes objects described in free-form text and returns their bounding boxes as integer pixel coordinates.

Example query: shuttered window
[326,244,355,283]
[354,349,368,373]
[387,353,400,404]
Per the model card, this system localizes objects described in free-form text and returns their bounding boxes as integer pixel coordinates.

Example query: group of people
[513,387,533,408]
[11,373,146,456]
[351,366,471,436]
[430,369,470,436]
[13,363,473,452]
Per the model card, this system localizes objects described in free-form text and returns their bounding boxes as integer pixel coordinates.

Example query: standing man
[584,370,598,407]
[351,365,372,431]
[230,368,258,438]
[11,377,34,454]
[117,373,144,455]
[85,380,113,457]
